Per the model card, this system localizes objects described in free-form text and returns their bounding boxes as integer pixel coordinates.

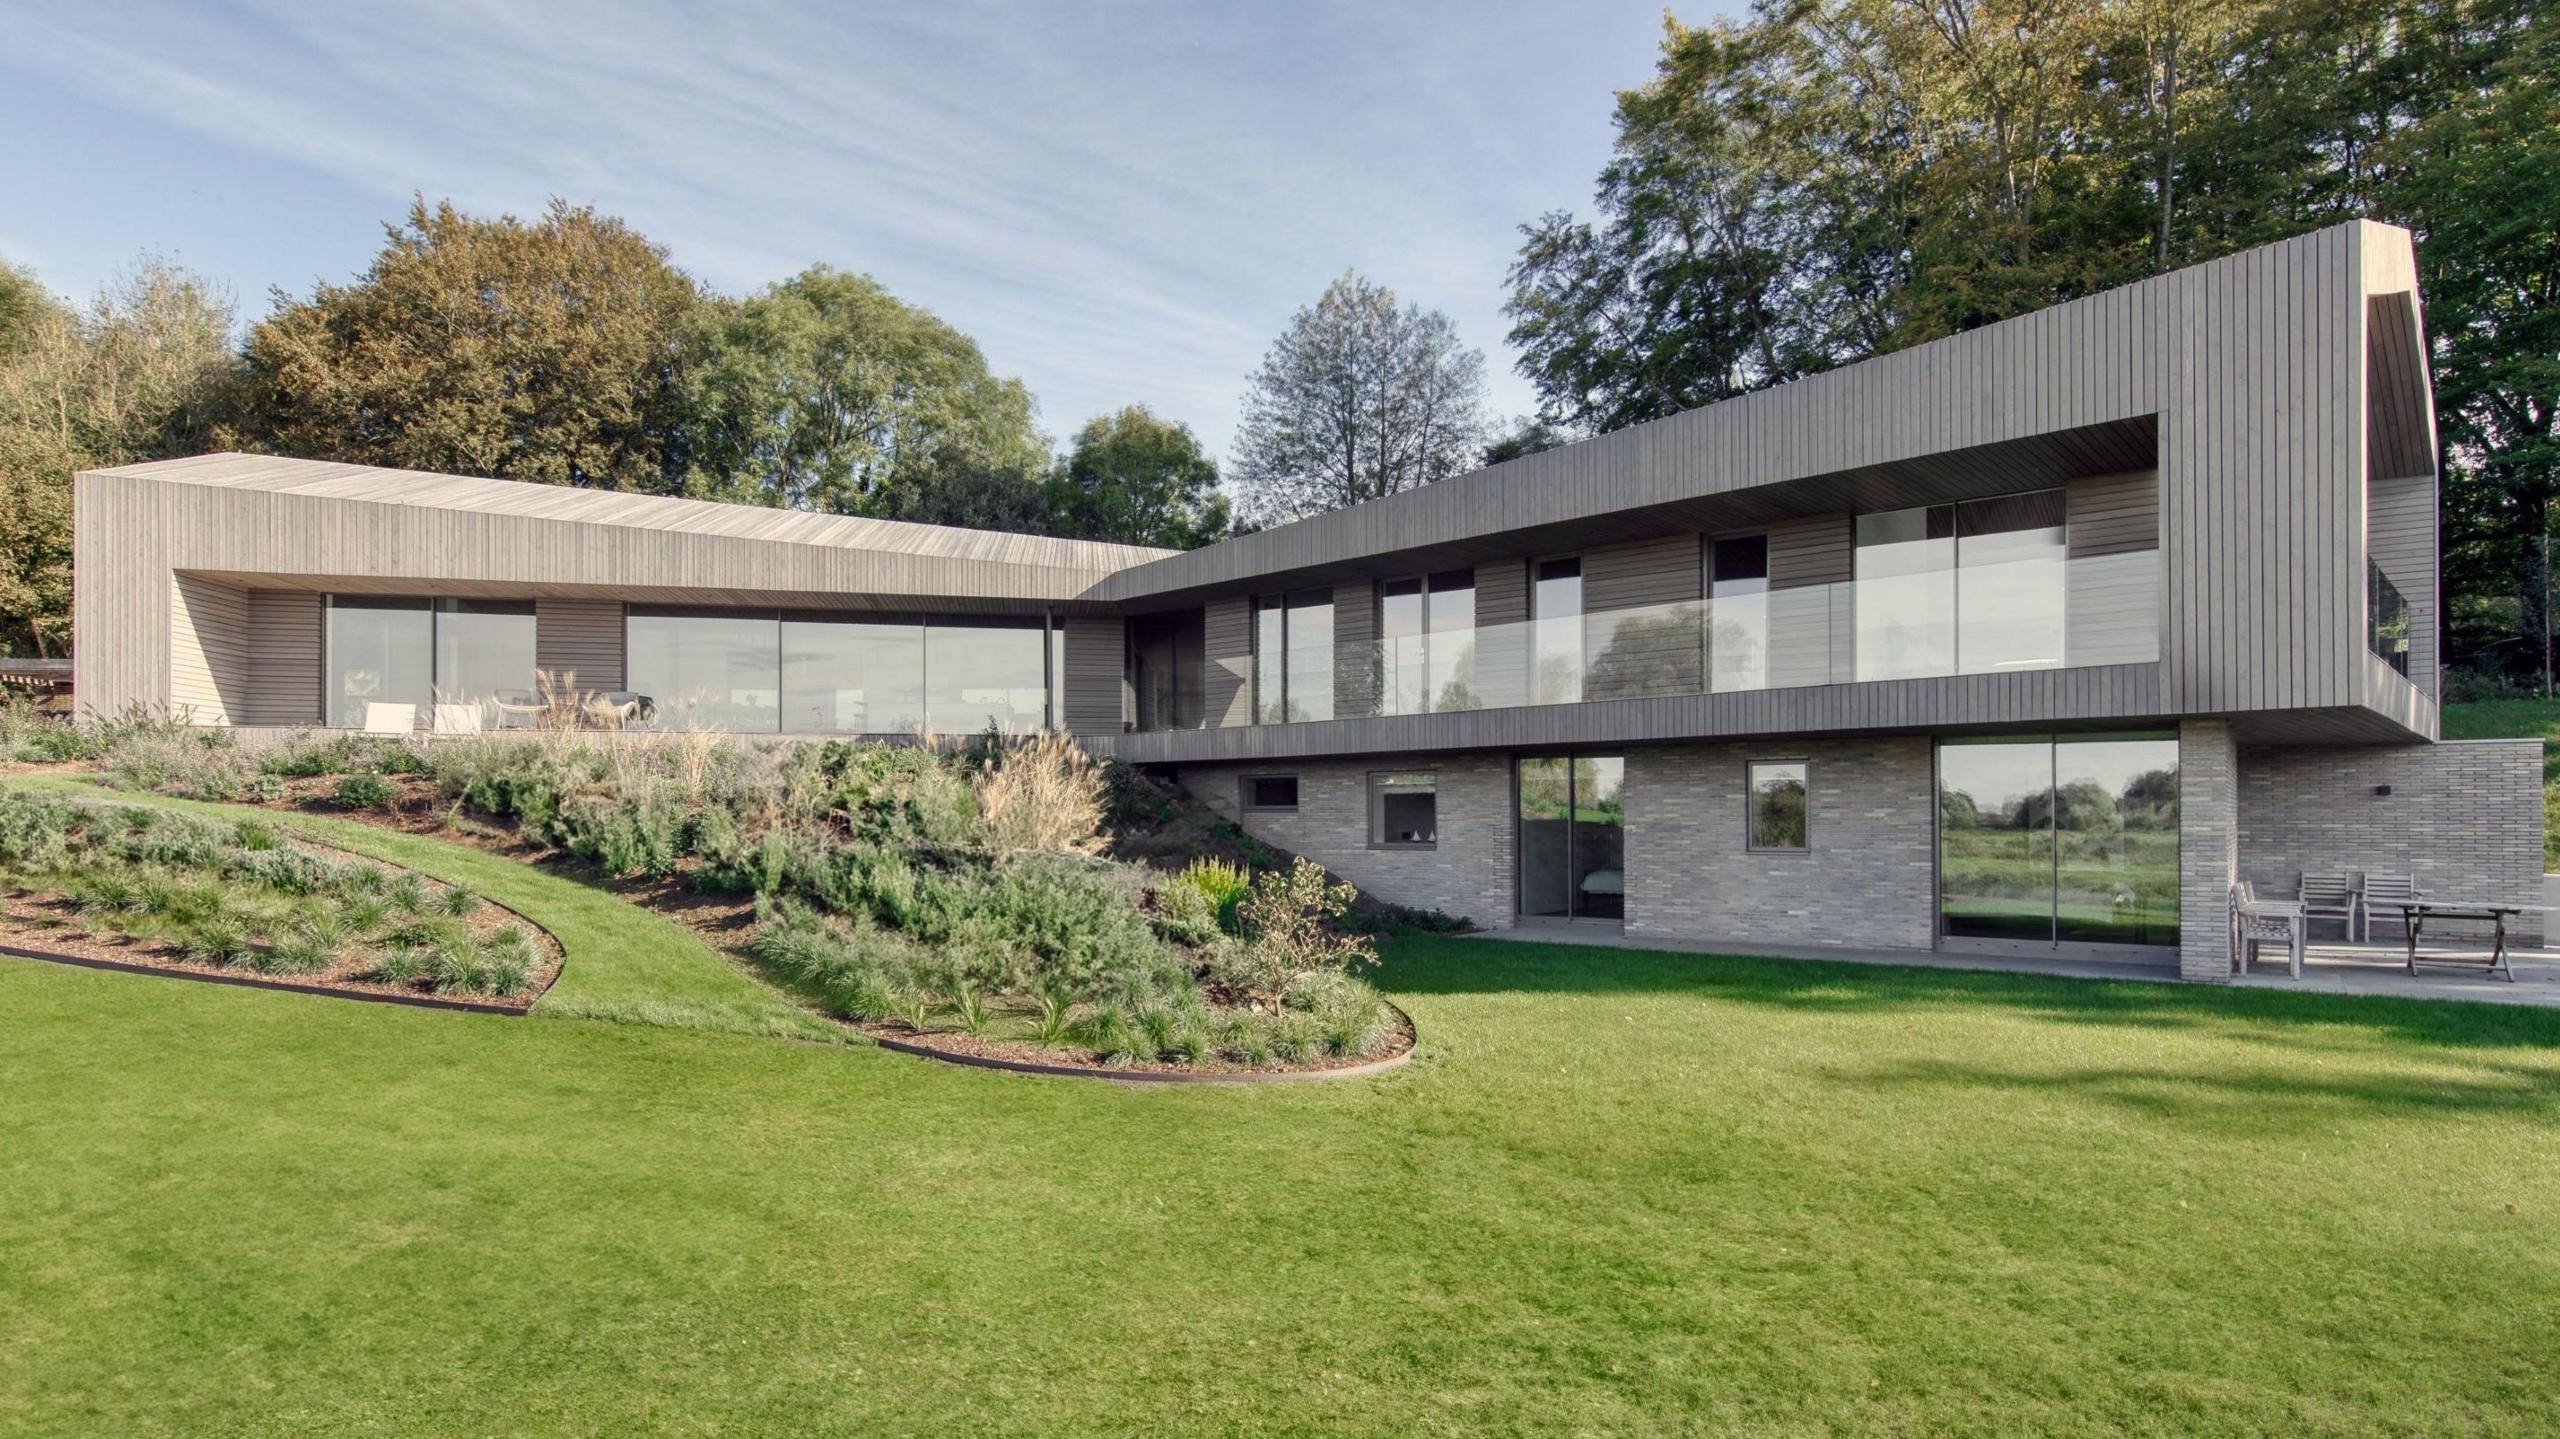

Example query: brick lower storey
[1168,732,2547,971]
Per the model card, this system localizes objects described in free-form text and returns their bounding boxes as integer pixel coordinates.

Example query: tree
[1229,273,1485,526]
[234,197,700,490]
[1482,416,1572,466]
[0,259,239,655]
[676,266,1050,528]
[1042,405,1229,549]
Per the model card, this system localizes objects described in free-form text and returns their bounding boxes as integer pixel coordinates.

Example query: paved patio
[1475,926,2560,1008]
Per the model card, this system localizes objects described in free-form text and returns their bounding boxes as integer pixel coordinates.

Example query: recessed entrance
[1517,754,1625,923]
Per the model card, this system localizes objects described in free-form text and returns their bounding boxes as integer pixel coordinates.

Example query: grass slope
[0,775,836,1041]
[5,933,2557,1436]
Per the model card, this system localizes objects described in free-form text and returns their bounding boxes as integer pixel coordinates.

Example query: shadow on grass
[1374,935,2560,1055]
[1834,1055,2560,1124]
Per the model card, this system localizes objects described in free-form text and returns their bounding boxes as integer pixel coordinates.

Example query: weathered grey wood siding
[1203,596,1251,728]
[1764,516,1849,689]
[242,590,322,726]
[2065,470,2162,668]
[1583,536,1701,701]
[1061,615,1126,735]
[1470,559,1528,713]
[1332,580,1378,720]
[534,598,624,694]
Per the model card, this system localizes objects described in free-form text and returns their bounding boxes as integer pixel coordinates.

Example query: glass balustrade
[1127,548,2159,731]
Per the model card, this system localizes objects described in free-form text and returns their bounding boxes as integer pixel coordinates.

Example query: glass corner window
[1369,771,1438,848]
[1746,760,1809,850]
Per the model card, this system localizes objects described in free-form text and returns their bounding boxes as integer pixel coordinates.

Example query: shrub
[383,872,432,915]
[968,733,1104,855]
[1151,879,1222,947]
[0,791,81,867]
[436,887,483,920]
[553,787,686,876]
[1218,858,1377,1009]
[367,948,433,985]
[222,846,343,896]
[749,900,931,1023]
[257,731,374,779]
[1174,857,1251,933]
[256,919,344,975]
[340,894,393,935]
[178,916,256,968]
[103,728,254,801]
[332,773,395,810]
[105,810,230,869]
[477,928,540,997]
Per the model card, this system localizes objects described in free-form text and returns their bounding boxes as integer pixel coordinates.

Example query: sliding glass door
[1937,736,2179,951]
[1517,754,1626,922]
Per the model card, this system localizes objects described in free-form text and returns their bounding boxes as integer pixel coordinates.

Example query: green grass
[5,929,2558,1435]
[0,775,837,1042]
[2442,698,2560,866]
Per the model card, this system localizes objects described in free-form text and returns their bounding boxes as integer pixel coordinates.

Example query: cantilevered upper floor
[1085,219,2442,763]
[72,221,2438,755]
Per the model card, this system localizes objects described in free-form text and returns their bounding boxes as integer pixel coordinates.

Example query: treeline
[1505,0,2555,690]
[0,200,1231,655]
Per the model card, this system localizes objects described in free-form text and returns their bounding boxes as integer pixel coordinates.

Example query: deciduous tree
[1043,405,1229,549]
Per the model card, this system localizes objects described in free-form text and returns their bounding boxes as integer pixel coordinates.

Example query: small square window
[1369,772,1437,848]
[1748,761,1809,850]
[1243,774,1299,811]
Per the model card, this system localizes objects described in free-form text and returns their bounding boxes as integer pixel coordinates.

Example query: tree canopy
[1230,273,1486,527]
[1042,405,1230,549]
[675,266,1051,527]
[1509,0,2558,686]
[236,198,702,489]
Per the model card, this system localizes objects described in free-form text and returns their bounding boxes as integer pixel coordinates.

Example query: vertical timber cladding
[1765,516,1848,690]
[1471,559,1525,709]
[1060,614,1128,735]
[1581,535,1701,700]
[1204,595,1251,728]
[242,591,323,726]
[1332,579,1379,719]
[2065,471,2162,667]
[168,574,249,724]
[533,598,626,695]
[2161,221,2372,716]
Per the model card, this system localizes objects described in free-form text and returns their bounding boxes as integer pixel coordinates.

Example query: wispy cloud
[5,0,1684,454]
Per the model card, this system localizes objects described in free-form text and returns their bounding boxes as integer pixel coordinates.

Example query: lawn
[6,917,2559,1434]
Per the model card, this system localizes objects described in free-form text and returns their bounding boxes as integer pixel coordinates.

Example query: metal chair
[2298,871,2359,942]
[2231,881,2306,979]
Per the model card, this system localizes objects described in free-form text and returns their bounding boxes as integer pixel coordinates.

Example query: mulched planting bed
[0,833,564,1012]
[846,1005,1418,1080]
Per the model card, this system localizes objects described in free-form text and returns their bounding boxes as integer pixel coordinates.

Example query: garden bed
[0,792,563,1011]
[860,1005,1417,1081]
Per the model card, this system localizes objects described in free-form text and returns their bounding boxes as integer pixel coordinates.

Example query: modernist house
[72,221,2544,979]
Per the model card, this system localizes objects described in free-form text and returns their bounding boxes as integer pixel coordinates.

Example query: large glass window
[926,618,1049,734]
[1854,507,1957,681]
[1710,536,1771,693]
[326,597,433,728]
[1938,736,2179,950]
[628,608,781,733]
[1955,492,2066,673]
[1252,589,1334,723]
[431,599,537,713]
[1532,558,1584,705]
[782,615,924,734]
[1378,571,1476,715]
[1517,754,1624,920]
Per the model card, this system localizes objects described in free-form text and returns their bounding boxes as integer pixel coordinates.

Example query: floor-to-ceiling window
[1937,735,2179,952]
[1854,508,1957,682]
[326,597,434,728]
[1517,754,1626,922]
[326,596,534,728]
[628,607,1053,733]
[1379,571,1476,715]
[1252,589,1334,723]
[1532,558,1584,705]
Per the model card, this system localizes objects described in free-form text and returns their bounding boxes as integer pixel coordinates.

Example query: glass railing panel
[1125,547,2163,731]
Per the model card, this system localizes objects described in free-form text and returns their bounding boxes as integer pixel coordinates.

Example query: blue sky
[2,1,1722,460]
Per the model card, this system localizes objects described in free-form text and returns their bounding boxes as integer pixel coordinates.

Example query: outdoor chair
[2297,871,2359,942]
[2231,880,2305,979]
[489,688,546,730]
[2360,873,2421,944]
[360,702,418,736]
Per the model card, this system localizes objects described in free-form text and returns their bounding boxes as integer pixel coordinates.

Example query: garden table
[2384,900,2544,982]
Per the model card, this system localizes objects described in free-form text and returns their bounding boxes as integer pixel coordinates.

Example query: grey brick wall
[2239,738,2545,943]
[1622,737,1937,951]
[2179,718,2239,980]
[1172,754,1515,926]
